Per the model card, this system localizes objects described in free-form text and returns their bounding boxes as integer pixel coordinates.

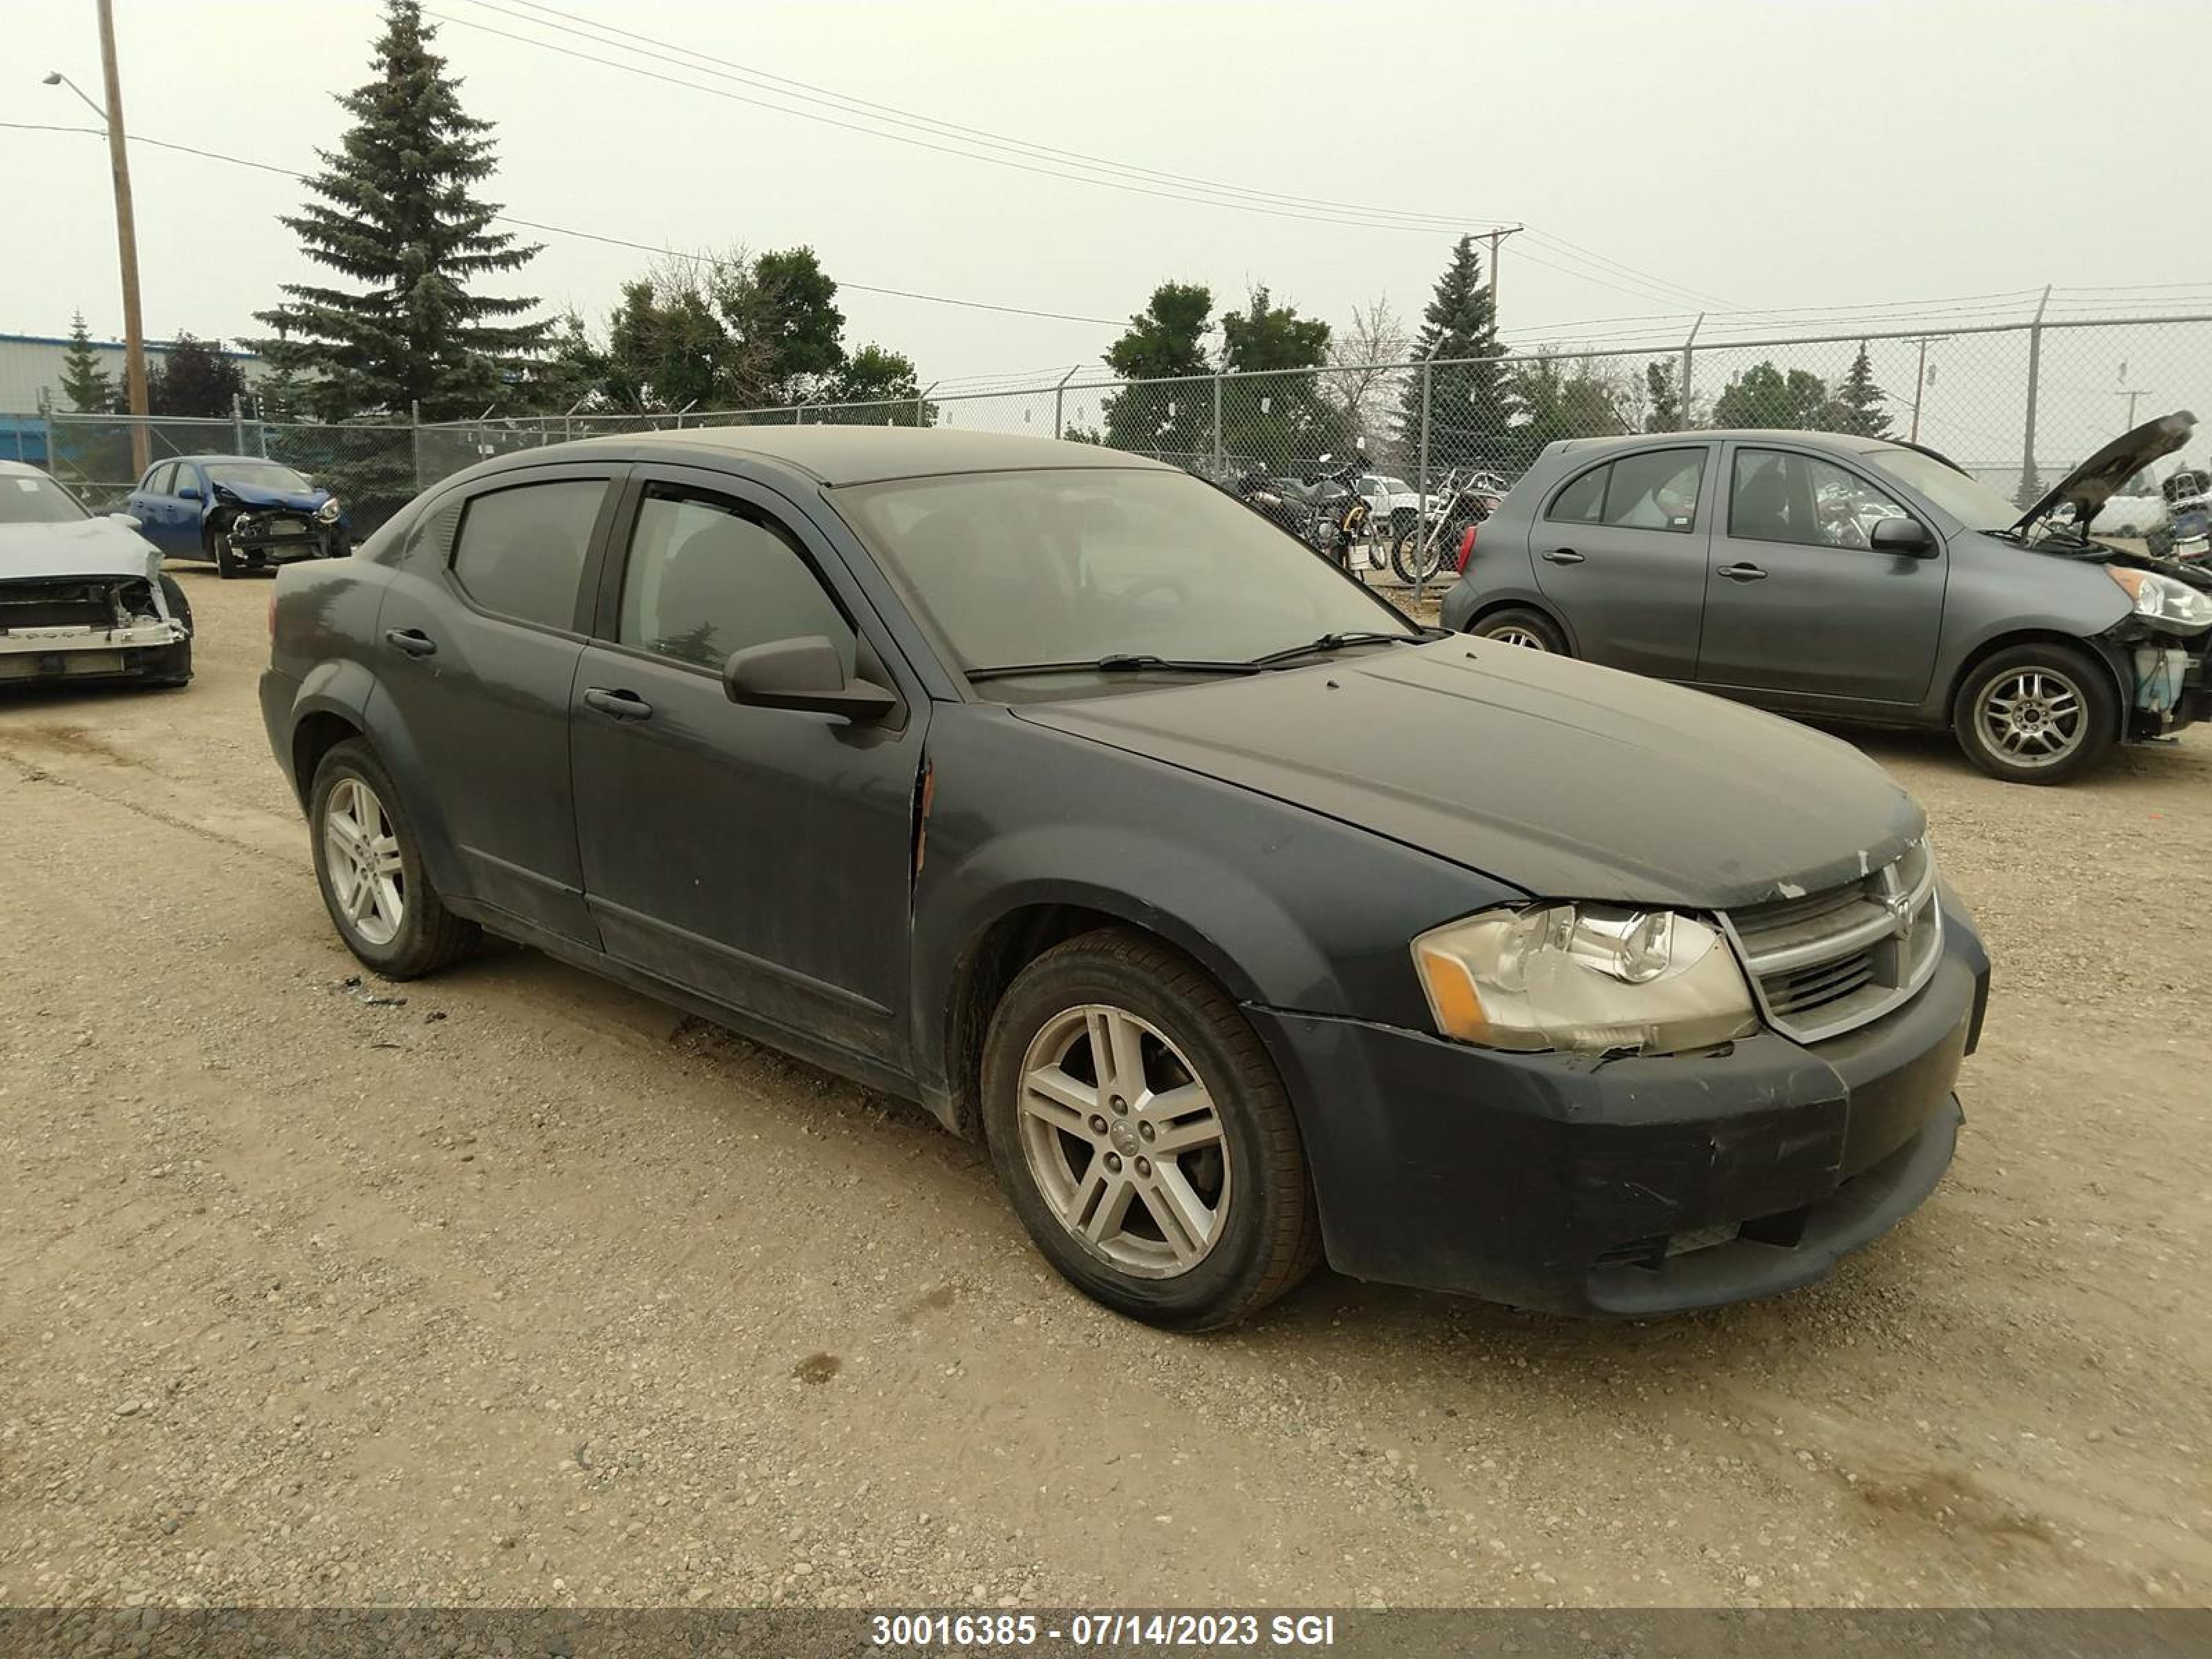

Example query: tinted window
[1732,449,1913,550]
[618,491,854,676]
[1547,465,1607,523]
[1602,449,1703,532]
[450,480,603,629]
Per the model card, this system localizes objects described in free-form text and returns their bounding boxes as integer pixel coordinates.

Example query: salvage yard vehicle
[126,455,352,579]
[0,460,191,690]
[263,429,1988,1329]
[1441,413,2212,783]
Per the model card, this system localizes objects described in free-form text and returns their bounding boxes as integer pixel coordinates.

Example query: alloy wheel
[322,776,406,946]
[1979,667,2086,767]
[1015,1003,1230,1278]
[1488,625,1549,650]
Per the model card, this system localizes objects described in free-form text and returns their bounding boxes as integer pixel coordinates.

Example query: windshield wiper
[1244,629,1432,668]
[964,653,1261,683]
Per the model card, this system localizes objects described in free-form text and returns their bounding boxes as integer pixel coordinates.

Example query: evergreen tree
[145,332,247,418]
[1100,282,1214,458]
[1643,359,1682,433]
[1712,361,1830,429]
[1822,340,1893,437]
[1219,285,1342,468]
[254,0,548,419]
[1397,236,1511,469]
[57,312,116,413]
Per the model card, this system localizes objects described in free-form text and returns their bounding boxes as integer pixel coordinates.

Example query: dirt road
[2,568,2208,1609]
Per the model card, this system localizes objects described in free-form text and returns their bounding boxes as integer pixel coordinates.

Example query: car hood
[0,516,161,583]
[211,480,330,512]
[1011,643,1925,910]
[2015,409,2195,533]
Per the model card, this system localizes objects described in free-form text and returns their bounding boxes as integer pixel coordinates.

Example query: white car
[1,460,193,690]
[1356,472,1424,527]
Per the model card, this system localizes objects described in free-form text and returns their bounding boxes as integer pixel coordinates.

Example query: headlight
[230,513,257,536]
[316,497,341,523]
[2108,565,2212,630]
[1411,903,1758,1056]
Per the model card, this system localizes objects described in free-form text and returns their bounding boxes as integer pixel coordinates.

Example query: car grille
[1723,840,1942,1044]
[1,581,120,633]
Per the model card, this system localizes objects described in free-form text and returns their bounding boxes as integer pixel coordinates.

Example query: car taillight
[1456,524,1479,572]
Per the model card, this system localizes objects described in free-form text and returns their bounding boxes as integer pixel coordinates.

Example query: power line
[424,5,1754,315]
[1,120,1123,328]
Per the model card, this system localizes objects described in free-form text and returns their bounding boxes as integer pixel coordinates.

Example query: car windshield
[837,467,1418,689]
[0,471,91,526]
[205,460,312,493]
[1861,446,2022,531]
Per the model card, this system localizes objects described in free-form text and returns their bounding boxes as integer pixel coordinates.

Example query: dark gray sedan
[1441,415,2212,782]
[262,429,1987,1329]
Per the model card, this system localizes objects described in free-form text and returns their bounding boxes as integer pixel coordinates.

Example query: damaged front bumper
[2105,624,2212,738]
[227,514,346,563]
[1246,891,1989,1316]
[0,617,188,682]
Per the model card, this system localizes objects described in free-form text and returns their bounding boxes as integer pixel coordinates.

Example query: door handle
[1540,547,1586,564]
[384,628,438,657]
[1717,563,1768,582]
[582,686,654,722]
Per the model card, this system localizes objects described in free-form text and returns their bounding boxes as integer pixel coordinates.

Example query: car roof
[1548,428,1900,458]
[474,426,1176,489]
[0,459,42,477]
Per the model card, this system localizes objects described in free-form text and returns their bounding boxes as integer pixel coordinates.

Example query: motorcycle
[1388,467,1506,586]
[1303,451,1375,577]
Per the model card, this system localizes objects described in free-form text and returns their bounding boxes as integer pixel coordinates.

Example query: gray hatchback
[1441,414,2212,782]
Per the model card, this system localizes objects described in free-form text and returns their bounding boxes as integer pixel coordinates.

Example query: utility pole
[2115,388,2146,429]
[1909,337,1932,444]
[93,0,150,478]
[1485,225,1525,326]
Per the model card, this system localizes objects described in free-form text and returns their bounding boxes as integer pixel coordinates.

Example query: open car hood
[0,516,162,583]
[2014,410,2195,534]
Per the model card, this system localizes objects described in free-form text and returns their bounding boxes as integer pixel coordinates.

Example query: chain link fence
[12,312,2212,565]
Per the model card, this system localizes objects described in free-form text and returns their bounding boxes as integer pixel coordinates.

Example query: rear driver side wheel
[980,929,1320,1331]
[309,740,478,977]
[1470,606,1568,654]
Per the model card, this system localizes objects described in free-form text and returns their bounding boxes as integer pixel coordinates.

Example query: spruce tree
[1824,340,1893,438]
[1397,236,1512,471]
[57,312,116,413]
[254,0,547,419]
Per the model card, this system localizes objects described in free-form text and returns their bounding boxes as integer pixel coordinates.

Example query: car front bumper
[1248,897,1988,1315]
[0,619,188,684]
[231,525,347,563]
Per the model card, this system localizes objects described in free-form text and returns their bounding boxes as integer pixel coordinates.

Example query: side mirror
[176,485,202,502]
[723,635,896,724]
[107,511,142,529]
[1870,516,1935,557]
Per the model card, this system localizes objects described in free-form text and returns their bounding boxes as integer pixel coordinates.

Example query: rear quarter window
[449,479,605,630]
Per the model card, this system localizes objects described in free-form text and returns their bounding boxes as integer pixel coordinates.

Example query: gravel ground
[1,567,2207,1611]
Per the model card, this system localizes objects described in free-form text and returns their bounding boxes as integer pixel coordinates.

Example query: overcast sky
[8,0,2212,452]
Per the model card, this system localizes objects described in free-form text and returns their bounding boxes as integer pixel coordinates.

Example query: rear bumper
[1250,898,1988,1316]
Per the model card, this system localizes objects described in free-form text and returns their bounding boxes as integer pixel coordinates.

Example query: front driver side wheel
[980,929,1320,1331]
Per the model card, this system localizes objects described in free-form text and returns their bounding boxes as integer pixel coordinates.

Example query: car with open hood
[126,454,352,579]
[1441,413,2212,782]
[261,429,1988,1329]
[1,460,192,691]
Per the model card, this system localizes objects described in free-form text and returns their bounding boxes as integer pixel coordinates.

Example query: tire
[980,928,1321,1331]
[1389,522,1454,586]
[1469,606,1568,654]
[142,574,194,687]
[208,523,241,579]
[1951,642,2118,785]
[308,739,479,977]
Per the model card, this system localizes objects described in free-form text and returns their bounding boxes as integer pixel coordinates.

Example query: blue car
[126,455,352,578]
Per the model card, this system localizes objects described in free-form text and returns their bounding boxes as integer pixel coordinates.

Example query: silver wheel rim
[1979,666,2086,767]
[1488,624,1548,650]
[1016,1004,1230,1279]
[322,776,406,946]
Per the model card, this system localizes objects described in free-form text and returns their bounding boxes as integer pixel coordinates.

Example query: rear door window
[450,479,606,630]
[144,463,175,496]
[1600,449,1704,532]
[1546,464,1608,523]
